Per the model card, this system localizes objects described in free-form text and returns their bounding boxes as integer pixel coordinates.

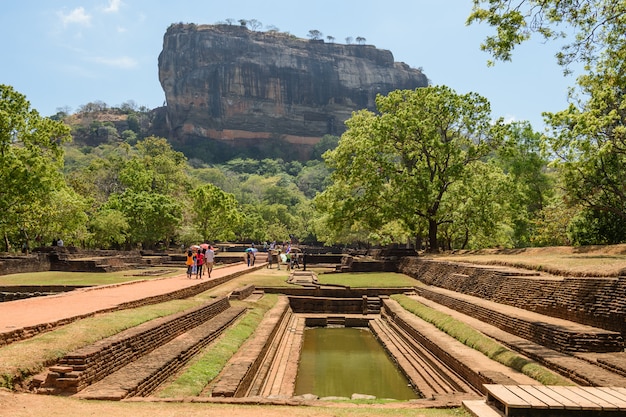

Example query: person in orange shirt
[185,250,194,279]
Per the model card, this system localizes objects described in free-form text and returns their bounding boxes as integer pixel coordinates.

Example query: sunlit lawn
[0,268,185,286]
[233,267,418,288]
[432,250,626,277]
[0,265,420,288]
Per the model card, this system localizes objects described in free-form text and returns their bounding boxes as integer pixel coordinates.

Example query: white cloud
[58,7,92,27]
[60,64,98,79]
[90,56,138,69]
[503,114,517,124]
[103,0,123,13]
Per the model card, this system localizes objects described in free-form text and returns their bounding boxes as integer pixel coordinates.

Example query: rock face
[158,23,428,161]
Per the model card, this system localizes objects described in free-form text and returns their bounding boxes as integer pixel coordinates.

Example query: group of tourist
[185,241,301,277]
[185,245,215,279]
[266,242,301,271]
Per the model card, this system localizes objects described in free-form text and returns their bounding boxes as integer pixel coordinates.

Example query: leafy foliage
[467,0,626,70]
[470,0,626,245]
[0,85,75,250]
[191,184,242,242]
[317,86,507,251]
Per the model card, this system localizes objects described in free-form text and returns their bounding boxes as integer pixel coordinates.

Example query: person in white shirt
[204,246,215,278]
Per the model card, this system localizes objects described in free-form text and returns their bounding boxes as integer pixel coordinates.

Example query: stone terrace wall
[415,286,623,353]
[288,296,365,314]
[399,257,626,335]
[0,285,87,302]
[262,287,413,297]
[0,255,51,276]
[39,296,233,393]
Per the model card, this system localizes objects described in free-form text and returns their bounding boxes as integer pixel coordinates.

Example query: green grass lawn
[0,266,418,289]
[231,268,419,288]
[0,268,185,286]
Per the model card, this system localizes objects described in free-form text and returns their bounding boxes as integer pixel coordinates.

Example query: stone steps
[381,298,540,393]
[370,318,473,398]
[365,296,381,314]
[73,306,246,400]
[256,312,303,397]
[245,308,296,397]
[211,297,291,397]
[32,296,233,394]
[414,285,624,354]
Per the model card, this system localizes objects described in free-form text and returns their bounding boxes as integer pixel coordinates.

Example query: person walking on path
[267,250,273,269]
[205,246,215,278]
[185,250,194,279]
[196,248,204,279]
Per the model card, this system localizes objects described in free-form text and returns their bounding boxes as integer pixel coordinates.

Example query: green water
[294,327,420,400]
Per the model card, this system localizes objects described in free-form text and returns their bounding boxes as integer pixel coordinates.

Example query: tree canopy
[469,0,626,244]
[316,86,507,251]
[0,84,73,250]
[467,0,626,70]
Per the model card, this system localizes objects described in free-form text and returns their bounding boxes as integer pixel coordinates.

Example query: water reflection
[294,327,419,400]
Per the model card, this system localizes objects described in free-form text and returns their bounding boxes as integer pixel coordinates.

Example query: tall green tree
[191,184,243,242]
[544,46,626,242]
[496,121,553,246]
[106,190,182,249]
[120,136,189,196]
[0,85,72,250]
[88,208,129,249]
[469,0,626,243]
[317,86,506,251]
[440,160,515,249]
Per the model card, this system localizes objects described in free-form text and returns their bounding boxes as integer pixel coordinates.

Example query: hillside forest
[2,1,626,253]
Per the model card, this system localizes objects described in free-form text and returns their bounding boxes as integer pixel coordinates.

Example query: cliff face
[158,23,428,160]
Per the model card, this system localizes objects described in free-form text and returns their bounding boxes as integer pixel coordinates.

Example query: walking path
[0,262,264,345]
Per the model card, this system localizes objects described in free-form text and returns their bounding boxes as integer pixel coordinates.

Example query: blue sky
[1,0,578,130]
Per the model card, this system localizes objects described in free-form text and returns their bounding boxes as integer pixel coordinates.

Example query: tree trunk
[3,233,10,252]
[428,218,438,252]
[414,234,422,251]
[461,228,469,249]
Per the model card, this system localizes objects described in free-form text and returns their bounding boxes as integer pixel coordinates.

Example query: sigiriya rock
[158,23,428,161]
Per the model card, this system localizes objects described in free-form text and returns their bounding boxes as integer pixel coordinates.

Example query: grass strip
[0,292,220,389]
[391,294,572,386]
[0,268,185,286]
[155,294,279,398]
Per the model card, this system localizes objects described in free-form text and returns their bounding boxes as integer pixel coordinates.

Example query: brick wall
[39,296,233,393]
[229,284,256,300]
[288,295,374,314]
[262,287,414,297]
[399,257,626,336]
[414,286,623,353]
[0,255,51,276]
